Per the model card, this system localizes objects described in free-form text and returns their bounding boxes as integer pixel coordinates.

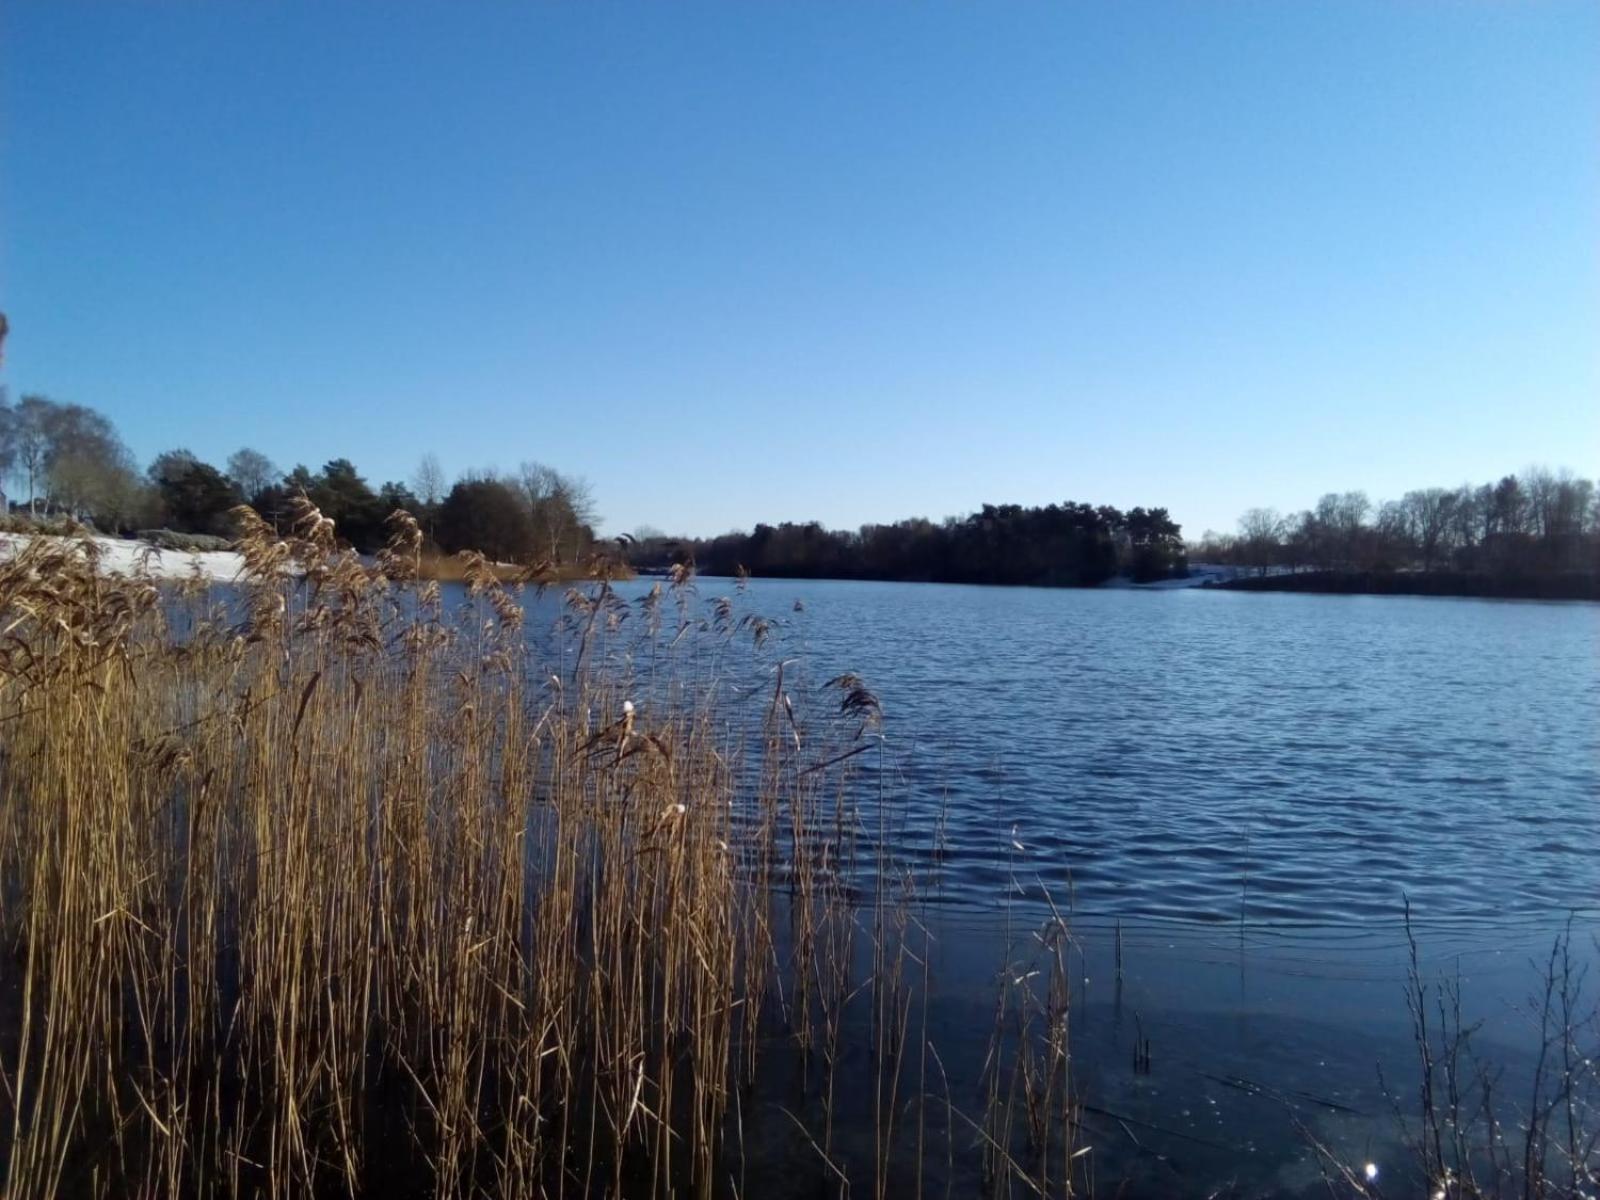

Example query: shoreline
[1212,569,1600,603]
[0,531,631,586]
[669,563,1599,602]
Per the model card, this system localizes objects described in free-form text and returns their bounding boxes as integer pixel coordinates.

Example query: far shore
[1213,568,1599,602]
[5,531,1591,601]
[663,562,1600,602]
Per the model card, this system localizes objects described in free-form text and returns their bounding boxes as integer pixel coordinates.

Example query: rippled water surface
[735,579,1600,931]
[506,577,1596,1194]
[717,580,1599,1193]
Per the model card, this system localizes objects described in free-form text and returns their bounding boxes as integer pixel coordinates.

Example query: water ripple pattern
[731,580,1600,931]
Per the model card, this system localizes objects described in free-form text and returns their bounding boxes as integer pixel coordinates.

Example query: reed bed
[0,504,1078,1200]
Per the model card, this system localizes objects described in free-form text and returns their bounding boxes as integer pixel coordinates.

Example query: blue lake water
[493,577,1600,1195]
[749,579,1600,929]
[726,580,1599,1195]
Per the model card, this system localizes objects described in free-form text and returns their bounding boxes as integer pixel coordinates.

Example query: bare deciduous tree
[0,390,13,509]
[0,394,144,526]
[1398,488,1457,572]
[1237,507,1285,576]
[516,461,598,563]
[412,453,446,508]
[10,395,54,513]
[226,448,279,503]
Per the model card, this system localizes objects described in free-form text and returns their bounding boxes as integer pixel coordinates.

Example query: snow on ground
[1118,563,1312,588]
[1104,562,1243,589]
[1138,562,1240,588]
[0,533,249,582]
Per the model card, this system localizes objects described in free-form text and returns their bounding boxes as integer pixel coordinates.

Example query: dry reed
[0,505,872,1198]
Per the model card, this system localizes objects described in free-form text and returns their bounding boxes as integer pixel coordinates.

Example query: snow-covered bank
[0,532,248,582]
[1106,562,1243,589]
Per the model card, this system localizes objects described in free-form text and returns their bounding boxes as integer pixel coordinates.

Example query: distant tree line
[626,502,1187,586]
[0,392,599,564]
[1195,470,1599,581]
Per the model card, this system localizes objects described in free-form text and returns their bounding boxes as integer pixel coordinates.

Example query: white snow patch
[1106,562,1244,589]
[0,533,249,582]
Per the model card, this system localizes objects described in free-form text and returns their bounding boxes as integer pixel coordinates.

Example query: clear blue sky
[2,2,1596,538]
